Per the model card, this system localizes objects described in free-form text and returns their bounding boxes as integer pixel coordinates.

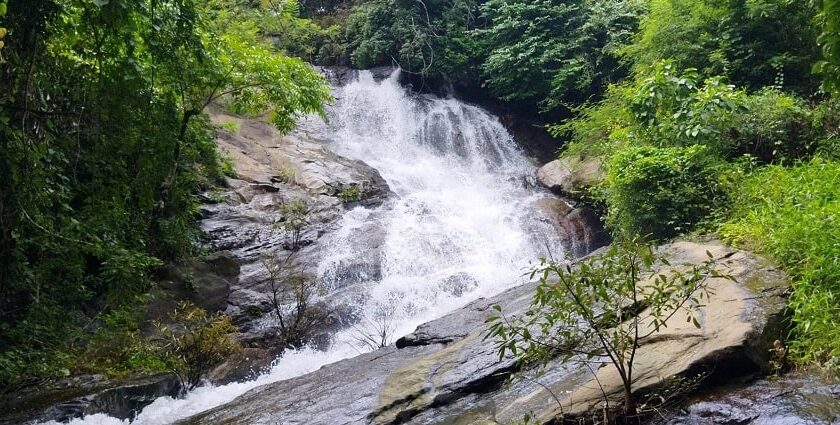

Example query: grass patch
[719,158,840,369]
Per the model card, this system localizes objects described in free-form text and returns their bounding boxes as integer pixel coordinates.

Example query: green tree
[344,0,480,87]
[626,0,820,94]
[476,0,644,113]
[0,0,329,385]
[815,0,840,95]
[487,237,727,419]
[154,302,241,391]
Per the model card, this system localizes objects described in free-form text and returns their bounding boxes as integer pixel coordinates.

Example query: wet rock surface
[203,108,394,348]
[0,374,181,425]
[180,241,792,425]
[656,372,840,425]
[534,197,610,257]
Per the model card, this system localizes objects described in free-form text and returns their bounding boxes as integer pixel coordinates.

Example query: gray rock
[534,197,610,257]
[0,374,182,425]
[179,241,791,425]
[655,372,840,425]
[536,155,604,199]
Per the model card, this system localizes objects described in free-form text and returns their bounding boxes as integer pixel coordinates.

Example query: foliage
[78,303,169,378]
[338,184,366,203]
[0,0,328,385]
[153,302,240,390]
[814,0,840,95]
[556,64,837,164]
[718,90,817,162]
[605,145,727,240]
[719,159,840,370]
[625,0,821,94]
[812,99,840,158]
[278,163,297,184]
[476,0,644,112]
[628,62,744,149]
[278,199,310,250]
[344,0,481,87]
[262,251,329,348]
[0,0,6,56]
[258,0,345,64]
[549,84,635,158]
[487,237,727,418]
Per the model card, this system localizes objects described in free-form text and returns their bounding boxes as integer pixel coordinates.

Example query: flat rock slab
[180,241,789,425]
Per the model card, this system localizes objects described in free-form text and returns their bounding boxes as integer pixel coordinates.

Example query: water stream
[50,70,564,425]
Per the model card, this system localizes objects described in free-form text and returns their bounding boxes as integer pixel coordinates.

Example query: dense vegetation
[549,0,840,372]
[2,0,840,400]
[0,0,329,387]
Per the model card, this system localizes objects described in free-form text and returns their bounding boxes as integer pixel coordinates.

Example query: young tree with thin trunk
[487,236,731,422]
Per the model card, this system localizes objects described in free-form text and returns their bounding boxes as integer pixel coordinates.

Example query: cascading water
[49,70,565,425]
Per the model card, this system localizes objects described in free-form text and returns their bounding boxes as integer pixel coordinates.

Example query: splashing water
[48,70,563,425]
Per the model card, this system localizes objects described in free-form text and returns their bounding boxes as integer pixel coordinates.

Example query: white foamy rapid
[48,70,563,425]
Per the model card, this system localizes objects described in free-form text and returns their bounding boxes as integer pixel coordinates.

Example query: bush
[719,158,840,369]
[624,0,820,95]
[153,302,240,391]
[718,90,816,162]
[78,304,167,378]
[262,252,329,348]
[555,66,835,166]
[605,145,726,240]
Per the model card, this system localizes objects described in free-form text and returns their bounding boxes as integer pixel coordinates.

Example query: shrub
[278,200,309,251]
[278,164,297,184]
[812,99,840,159]
[628,62,744,149]
[153,302,240,391]
[262,252,329,348]
[338,184,365,203]
[719,158,840,369]
[78,304,167,377]
[605,145,726,240]
[718,90,816,162]
[624,0,820,94]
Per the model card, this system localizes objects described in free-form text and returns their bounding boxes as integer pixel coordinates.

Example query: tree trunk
[623,384,638,423]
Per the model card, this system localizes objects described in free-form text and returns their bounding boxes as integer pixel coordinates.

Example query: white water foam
[47,70,563,425]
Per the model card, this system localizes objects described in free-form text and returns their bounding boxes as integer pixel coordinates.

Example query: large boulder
[179,241,790,425]
[536,155,604,199]
[209,108,391,207]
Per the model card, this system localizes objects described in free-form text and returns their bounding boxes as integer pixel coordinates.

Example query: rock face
[317,66,399,86]
[534,198,610,257]
[202,108,393,349]
[654,372,840,425]
[180,241,790,425]
[0,374,182,425]
[536,155,604,199]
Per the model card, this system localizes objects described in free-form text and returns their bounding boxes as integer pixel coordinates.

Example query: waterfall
[49,70,564,425]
